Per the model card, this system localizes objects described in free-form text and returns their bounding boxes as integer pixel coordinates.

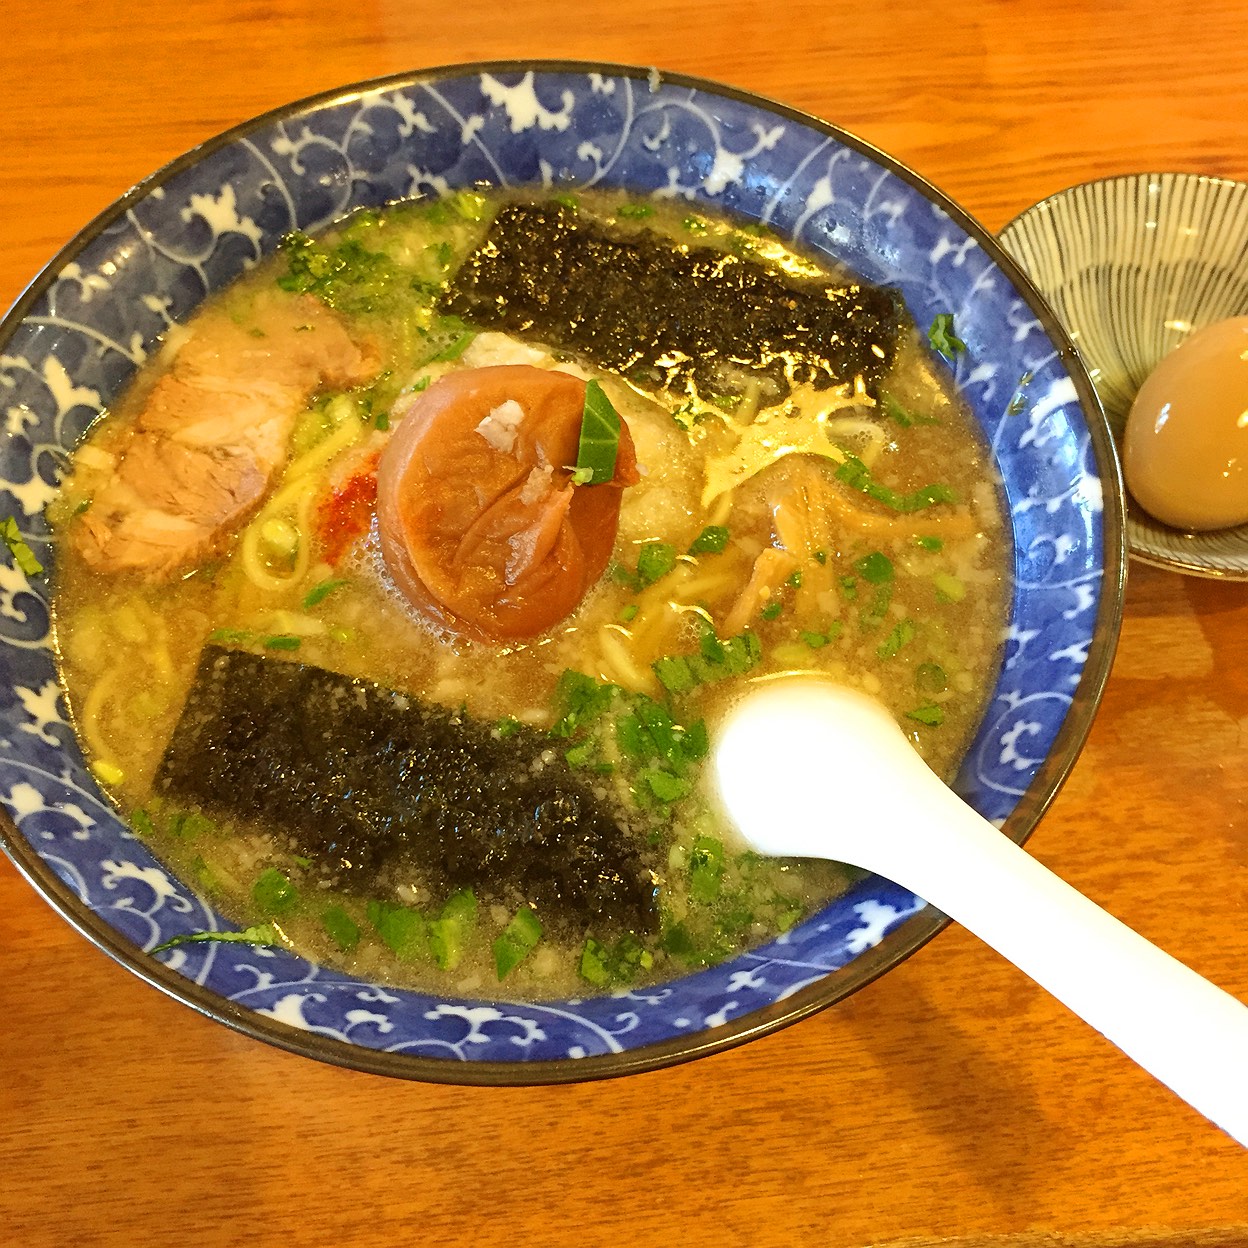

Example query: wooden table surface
[3,1,1247,1243]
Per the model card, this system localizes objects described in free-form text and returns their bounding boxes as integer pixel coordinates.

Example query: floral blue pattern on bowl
[0,63,1124,1081]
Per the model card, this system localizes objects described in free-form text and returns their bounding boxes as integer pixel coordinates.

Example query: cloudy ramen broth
[51,189,1010,1000]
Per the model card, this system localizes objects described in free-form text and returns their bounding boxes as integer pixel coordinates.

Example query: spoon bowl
[714,676,1248,1146]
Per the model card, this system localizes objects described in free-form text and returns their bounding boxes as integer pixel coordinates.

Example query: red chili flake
[318,455,379,564]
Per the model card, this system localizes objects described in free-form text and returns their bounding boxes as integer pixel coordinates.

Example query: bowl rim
[997,169,1248,240]
[0,58,1128,1085]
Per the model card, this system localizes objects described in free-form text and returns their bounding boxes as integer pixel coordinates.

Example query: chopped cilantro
[494,715,522,739]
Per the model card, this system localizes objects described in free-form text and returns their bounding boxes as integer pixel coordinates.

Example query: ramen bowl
[999,172,1248,578]
[0,62,1125,1083]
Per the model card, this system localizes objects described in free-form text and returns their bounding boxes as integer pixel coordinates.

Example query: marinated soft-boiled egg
[1123,316,1248,531]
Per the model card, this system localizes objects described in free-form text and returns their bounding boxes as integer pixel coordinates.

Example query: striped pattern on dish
[1000,173,1248,579]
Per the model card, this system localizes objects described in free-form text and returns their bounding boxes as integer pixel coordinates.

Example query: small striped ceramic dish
[1000,173,1248,578]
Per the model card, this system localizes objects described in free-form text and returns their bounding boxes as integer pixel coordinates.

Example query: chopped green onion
[683,215,708,234]
[688,525,730,555]
[368,900,428,961]
[494,716,522,739]
[877,619,917,659]
[208,627,251,645]
[150,923,280,955]
[916,662,948,694]
[646,770,691,803]
[574,380,622,485]
[579,937,612,986]
[654,655,696,694]
[915,536,944,552]
[933,571,966,603]
[760,601,783,621]
[321,905,361,953]
[906,703,945,727]
[552,193,580,211]
[262,634,301,651]
[688,836,725,903]
[411,375,431,392]
[302,577,348,609]
[618,603,639,623]
[800,630,829,649]
[813,549,827,565]
[428,889,477,970]
[252,868,298,916]
[928,313,966,359]
[569,466,594,486]
[90,760,125,787]
[835,455,957,513]
[0,517,42,577]
[636,541,677,586]
[167,811,214,839]
[493,906,543,979]
[130,808,155,838]
[616,202,655,219]
[564,740,599,768]
[855,551,894,584]
[450,190,488,221]
[786,570,803,588]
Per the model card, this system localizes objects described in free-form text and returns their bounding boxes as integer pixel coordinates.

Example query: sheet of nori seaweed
[156,646,657,936]
[439,202,906,400]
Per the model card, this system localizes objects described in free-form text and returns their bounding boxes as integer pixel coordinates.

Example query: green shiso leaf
[574,380,622,485]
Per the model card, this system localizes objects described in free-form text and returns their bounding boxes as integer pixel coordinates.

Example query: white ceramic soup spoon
[712,676,1248,1148]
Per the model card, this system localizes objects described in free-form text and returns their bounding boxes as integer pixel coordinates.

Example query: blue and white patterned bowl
[0,63,1125,1082]
[1000,173,1248,579]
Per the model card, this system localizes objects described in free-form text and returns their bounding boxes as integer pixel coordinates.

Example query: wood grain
[3,1,1248,1243]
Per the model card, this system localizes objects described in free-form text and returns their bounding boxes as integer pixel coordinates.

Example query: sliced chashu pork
[72,292,377,577]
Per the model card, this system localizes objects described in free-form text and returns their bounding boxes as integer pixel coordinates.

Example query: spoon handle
[873,777,1248,1148]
